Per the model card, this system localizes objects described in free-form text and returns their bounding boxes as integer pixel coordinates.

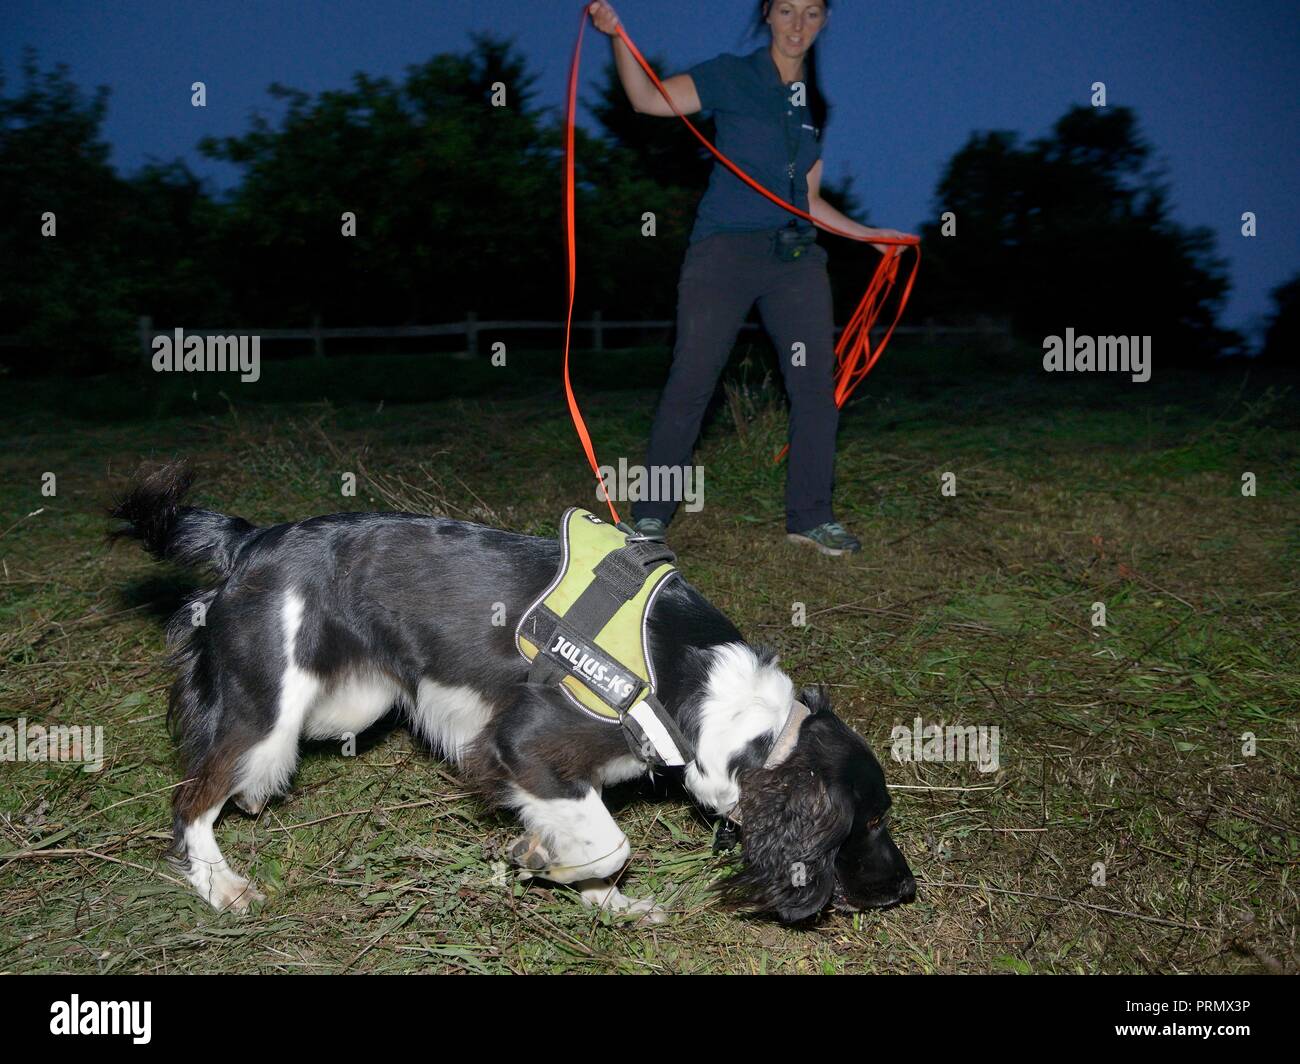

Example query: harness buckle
[713,817,741,854]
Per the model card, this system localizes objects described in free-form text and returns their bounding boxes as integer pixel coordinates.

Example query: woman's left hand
[867,228,915,255]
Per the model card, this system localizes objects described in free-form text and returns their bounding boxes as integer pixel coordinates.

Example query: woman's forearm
[611,36,658,113]
[808,195,876,240]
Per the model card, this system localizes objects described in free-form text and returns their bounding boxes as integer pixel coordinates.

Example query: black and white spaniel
[111,464,915,923]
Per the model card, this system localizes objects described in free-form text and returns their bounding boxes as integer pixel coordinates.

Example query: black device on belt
[774,221,817,262]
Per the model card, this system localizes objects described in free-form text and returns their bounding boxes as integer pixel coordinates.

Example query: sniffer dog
[111,464,915,922]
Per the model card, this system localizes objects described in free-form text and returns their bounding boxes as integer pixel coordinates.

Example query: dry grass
[0,347,1296,973]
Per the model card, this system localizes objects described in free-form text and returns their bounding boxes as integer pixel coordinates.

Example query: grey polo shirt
[687,45,823,244]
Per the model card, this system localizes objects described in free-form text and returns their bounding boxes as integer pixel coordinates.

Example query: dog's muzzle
[832,875,918,912]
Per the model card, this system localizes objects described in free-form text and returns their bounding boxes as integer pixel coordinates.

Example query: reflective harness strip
[516,508,692,767]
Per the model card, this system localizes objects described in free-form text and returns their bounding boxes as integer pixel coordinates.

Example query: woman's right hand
[589,1,621,36]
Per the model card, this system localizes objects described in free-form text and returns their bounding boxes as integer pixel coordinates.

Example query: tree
[1259,274,1299,364]
[120,160,232,330]
[199,35,561,326]
[915,105,1240,363]
[0,51,135,373]
[0,52,227,376]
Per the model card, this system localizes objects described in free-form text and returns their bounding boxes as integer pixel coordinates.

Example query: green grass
[1,344,1297,973]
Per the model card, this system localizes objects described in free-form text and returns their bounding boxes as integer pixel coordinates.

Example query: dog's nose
[897,875,917,904]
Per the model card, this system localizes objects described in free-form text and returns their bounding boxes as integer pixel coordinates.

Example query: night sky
[4,0,1297,340]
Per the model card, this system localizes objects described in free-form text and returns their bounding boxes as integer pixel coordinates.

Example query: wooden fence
[131,313,1012,361]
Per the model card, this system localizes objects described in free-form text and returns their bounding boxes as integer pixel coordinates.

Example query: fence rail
[133,312,1012,361]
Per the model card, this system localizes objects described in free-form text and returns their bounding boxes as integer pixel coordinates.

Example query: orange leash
[564,4,921,521]
[563,10,617,519]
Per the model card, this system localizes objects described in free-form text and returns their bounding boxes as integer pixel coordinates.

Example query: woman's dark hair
[753,0,832,131]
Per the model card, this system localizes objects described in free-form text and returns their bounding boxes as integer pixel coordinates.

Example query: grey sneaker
[631,517,668,542]
[787,521,862,556]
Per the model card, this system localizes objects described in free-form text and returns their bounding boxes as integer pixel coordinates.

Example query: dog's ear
[798,684,832,715]
[716,752,853,922]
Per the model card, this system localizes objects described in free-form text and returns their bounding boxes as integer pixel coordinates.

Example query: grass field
[1,342,1297,974]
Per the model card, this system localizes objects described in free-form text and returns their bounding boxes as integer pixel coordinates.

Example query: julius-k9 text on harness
[516,508,692,768]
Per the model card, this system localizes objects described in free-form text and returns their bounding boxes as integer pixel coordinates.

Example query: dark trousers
[630,230,840,532]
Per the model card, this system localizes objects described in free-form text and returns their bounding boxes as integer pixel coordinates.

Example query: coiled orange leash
[564,3,921,521]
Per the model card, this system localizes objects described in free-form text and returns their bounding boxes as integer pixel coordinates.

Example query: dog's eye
[866,814,884,831]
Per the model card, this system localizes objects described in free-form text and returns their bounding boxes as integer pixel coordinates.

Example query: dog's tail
[109,461,257,577]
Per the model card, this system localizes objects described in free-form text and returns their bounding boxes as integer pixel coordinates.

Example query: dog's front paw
[208,869,266,913]
[507,834,552,874]
[620,895,670,925]
[576,879,670,924]
[223,880,266,913]
[232,792,266,816]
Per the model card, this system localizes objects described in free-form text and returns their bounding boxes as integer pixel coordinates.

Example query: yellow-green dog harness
[516,508,692,768]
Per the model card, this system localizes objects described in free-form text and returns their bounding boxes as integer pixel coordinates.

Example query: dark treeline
[0,38,1292,378]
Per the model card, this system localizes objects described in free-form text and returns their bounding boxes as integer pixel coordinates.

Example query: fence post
[465,311,478,357]
[139,316,154,366]
[311,313,324,359]
[592,309,604,352]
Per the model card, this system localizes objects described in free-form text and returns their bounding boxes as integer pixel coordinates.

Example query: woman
[590,0,912,556]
